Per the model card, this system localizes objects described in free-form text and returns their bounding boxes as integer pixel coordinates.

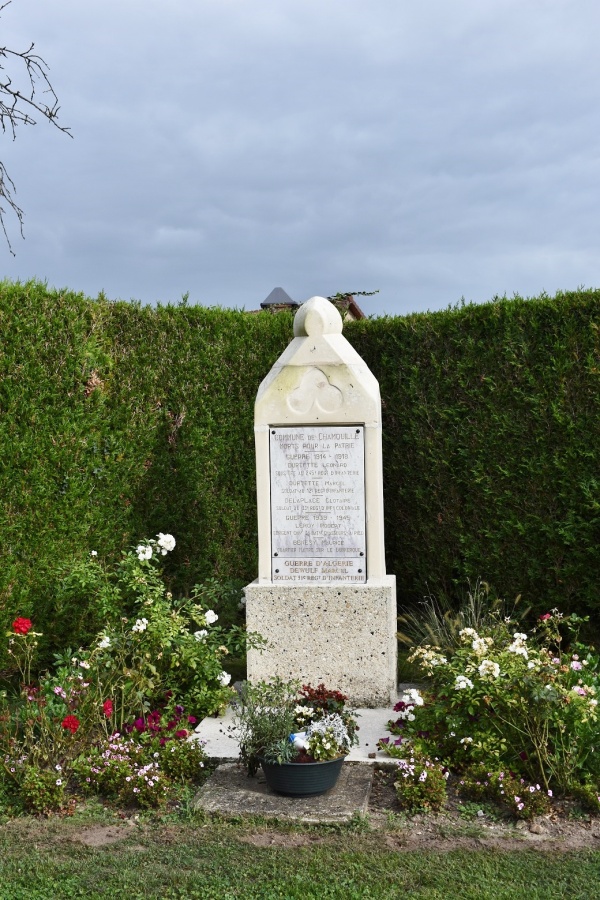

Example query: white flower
[204,610,218,625]
[404,688,424,706]
[459,628,479,642]
[478,659,500,679]
[217,671,231,686]
[98,635,111,650]
[156,532,176,554]
[472,636,493,655]
[79,660,91,669]
[194,629,208,642]
[136,544,153,561]
[527,659,539,669]
[132,618,148,633]
[460,736,473,744]
[508,635,528,659]
[406,645,447,672]
[56,779,62,786]
[455,675,474,690]
[90,550,98,557]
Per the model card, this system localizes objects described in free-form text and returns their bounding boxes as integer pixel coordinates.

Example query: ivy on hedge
[1,280,599,659]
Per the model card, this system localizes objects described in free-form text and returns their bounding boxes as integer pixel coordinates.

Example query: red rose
[62,715,80,734]
[103,699,113,718]
[12,617,32,635]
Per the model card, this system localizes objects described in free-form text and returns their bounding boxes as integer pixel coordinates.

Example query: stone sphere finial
[293,296,343,338]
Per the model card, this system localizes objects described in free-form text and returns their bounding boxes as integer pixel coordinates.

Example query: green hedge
[354,291,600,618]
[1,281,599,655]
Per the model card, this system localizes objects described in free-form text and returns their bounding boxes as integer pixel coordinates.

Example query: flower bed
[379,609,600,819]
[0,533,259,814]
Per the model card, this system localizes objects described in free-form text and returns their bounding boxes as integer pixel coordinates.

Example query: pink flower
[539,613,552,621]
[103,699,113,718]
[571,661,583,671]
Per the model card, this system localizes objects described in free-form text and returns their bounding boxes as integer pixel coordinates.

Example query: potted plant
[232,678,359,796]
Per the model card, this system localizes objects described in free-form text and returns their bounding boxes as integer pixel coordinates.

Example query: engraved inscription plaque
[270,426,366,582]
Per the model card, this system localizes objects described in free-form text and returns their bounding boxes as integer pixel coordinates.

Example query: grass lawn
[1,799,598,900]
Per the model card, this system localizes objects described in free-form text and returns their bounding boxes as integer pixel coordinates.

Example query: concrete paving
[192,684,419,765]
[193,761,374,824]
[191,687,420,823]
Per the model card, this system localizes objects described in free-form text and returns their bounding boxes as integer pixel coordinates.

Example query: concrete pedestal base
[245,575,397,707]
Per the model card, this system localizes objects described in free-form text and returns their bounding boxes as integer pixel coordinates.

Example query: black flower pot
[259,756,345,797]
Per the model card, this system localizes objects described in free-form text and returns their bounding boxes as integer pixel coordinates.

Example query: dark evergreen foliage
[1,281,599,659]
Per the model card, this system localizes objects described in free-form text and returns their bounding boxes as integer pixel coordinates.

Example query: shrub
[20,765,67,815]
[384,609,599,797]
[459,766,552,820]
[0,533,248,811]
[392,754,448,813]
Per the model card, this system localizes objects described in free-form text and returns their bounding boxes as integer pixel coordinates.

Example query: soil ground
[2,767,598,855]
[364,767,600,852]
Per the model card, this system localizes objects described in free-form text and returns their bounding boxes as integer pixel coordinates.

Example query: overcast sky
[1,0,600,317]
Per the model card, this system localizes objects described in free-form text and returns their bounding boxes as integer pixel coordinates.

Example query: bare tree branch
[0,0,71,252]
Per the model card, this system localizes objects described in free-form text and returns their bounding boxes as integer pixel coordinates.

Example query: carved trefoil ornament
[287,367,343,415]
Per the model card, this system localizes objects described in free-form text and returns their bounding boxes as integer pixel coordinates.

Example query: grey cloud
[2,0,600,314]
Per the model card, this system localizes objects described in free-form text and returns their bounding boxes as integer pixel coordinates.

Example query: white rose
[205,610,219,625]
[156,533,176,553]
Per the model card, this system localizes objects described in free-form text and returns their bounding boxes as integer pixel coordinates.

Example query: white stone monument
[245,296,397,706]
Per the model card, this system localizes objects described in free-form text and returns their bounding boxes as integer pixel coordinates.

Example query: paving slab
[192,683,420,766]
[193,761,373,824]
